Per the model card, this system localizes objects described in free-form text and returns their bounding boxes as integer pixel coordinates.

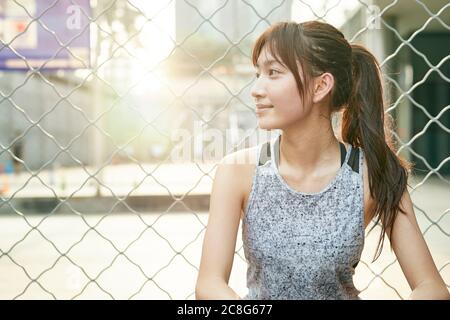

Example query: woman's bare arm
[389,190,450,299]
[195,150,254,300]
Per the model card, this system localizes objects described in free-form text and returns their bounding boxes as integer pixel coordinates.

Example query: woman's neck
[279,120,340,173]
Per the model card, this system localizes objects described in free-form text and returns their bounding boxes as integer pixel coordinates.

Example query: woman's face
[251,46,311,130]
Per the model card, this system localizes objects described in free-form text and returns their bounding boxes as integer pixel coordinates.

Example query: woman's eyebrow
[255,59,280,68]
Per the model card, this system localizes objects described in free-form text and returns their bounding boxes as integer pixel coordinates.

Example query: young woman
[195,21,449,300]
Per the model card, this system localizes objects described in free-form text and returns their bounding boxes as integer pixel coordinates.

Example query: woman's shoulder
[214,146,260,197]
[220,145,260,166]
[216,146,260,214]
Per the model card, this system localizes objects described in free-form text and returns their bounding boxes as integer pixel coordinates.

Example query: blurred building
[337,0,450,174]
[0,0,448,174]
[175,0,292,44]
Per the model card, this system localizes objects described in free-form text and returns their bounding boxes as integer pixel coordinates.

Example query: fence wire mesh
[0,0,449,299]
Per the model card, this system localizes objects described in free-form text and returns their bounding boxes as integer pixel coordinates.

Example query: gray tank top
[242,133,365,300]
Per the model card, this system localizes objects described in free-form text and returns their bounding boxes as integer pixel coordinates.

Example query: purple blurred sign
[0,0,91,70]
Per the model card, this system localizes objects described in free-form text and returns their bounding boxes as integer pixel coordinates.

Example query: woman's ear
[312,72,334,103]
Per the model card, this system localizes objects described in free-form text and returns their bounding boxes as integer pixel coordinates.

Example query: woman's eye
[269,69,280,76]
[255,70,280,78]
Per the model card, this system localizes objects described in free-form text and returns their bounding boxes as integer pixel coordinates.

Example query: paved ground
[0,162,217,198]
[0,169,449,299]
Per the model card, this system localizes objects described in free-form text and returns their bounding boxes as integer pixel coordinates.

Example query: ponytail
[342,44,413,261]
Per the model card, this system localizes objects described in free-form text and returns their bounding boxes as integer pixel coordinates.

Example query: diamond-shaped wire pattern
[0,0,449,299]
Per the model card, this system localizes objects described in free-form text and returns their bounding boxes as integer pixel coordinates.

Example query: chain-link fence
[0,0,449,299]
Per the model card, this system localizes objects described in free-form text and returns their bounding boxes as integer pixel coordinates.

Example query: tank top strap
[347,144,360,173]
[339,142,346,165]
[257,140,272,166]
[258,134,360,173]
[257,134,281,166]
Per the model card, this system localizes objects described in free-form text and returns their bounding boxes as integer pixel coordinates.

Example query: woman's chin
[257,120,277,131]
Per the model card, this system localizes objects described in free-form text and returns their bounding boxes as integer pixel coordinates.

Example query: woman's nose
[251,78,266,99]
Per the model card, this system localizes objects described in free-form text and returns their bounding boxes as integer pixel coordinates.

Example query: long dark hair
[252,20,413,261]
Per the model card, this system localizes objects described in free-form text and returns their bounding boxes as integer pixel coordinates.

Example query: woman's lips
[256,105,273,115]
